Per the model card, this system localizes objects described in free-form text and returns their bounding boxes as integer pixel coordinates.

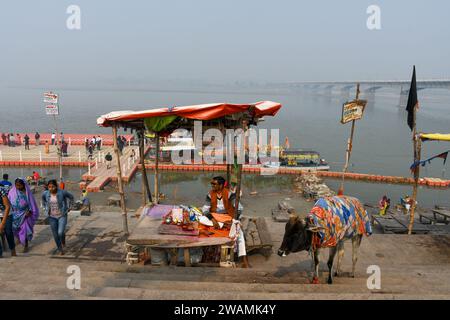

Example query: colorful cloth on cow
[306,196,372,248]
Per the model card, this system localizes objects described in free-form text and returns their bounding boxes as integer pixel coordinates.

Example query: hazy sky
[1,0,449,87]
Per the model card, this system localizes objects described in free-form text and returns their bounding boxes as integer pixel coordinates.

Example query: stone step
[2,271,447,299]
[92,286,450,300]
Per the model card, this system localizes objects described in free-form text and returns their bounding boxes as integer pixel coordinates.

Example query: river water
[1,86,449,208]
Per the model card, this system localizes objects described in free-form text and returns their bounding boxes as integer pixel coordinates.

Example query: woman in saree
[7,178,40,253]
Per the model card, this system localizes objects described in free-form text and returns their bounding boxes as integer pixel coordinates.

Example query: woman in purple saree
[7,178,39,252]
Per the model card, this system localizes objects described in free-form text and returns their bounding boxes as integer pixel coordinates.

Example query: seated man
[80,189,91,212]
[201,176,249,268]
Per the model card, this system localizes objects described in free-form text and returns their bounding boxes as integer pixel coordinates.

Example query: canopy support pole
[233,122,245,219]
[139,129,152,205]
[154,133,160,204]
[112,125,128,235]
[226,164,231,185]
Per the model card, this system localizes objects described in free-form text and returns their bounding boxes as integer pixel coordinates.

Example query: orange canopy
[97,101,282,127]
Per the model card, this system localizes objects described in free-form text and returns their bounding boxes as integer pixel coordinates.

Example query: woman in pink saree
[7,178,39,252]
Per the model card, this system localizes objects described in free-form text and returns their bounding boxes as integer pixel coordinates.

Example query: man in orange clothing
[201,176,249,268]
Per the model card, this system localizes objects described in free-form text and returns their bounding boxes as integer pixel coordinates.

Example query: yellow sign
[341,100,367,124]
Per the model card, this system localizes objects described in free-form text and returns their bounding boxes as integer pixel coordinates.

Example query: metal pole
[52,114,62,183]
[113,125,129,235]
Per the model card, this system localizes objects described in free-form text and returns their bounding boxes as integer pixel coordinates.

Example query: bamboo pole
[339,84,360,195]
[112,125,129,235]
[226,164,231,185]
[139,129,152,205]
[154,133,160,204]
[233,122,245,219]
[408,109,421,234]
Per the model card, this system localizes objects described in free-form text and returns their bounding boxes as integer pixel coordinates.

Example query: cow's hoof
[327,277,333,285]
[311,277,320,284]
[334,272,339,277]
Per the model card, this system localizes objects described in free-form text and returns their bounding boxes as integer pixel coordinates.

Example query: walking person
[16,134,22,146]
[117,136,124,155]
[61,141,68,157]
[7,178,40,253]
[96,135,102,151]
[0,184,16,257]
[87,143,94,160]
[41,180,74,255]
[105,152,113,169]
[0,174,13,190]
[51,132,56,145]
[60,132,65,143]
[130,149,136,162]
[24,134,30,150]
[44,140,50,154]
[10,134,15,147]
[1,133,6,146]
[35,132,40,147]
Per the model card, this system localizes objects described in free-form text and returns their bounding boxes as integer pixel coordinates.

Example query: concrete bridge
[274,80,450,106]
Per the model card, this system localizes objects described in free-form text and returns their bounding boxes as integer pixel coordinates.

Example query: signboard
[341,99,367,124]
[44,92,58,104]
[46,105,59,115]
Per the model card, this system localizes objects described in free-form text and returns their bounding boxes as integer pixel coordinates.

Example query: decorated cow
[278,196,372,284]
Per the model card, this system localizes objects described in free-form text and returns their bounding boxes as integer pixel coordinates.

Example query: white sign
[44,92,58,104]
[46,105,59,115]
[341,100,367,124]
[44,97,58,104]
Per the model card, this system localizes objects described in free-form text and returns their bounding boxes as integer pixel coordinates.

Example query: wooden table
[126,214,233,266]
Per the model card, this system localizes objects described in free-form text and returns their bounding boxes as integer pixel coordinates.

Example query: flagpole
[408,132,421,235]
[407,66,419,235]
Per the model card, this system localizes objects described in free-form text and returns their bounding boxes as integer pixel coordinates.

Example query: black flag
[406,66,419,131]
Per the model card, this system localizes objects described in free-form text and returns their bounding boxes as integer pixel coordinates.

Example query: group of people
[85,136,103,160]
[378,194,418,215]
[0,173,75,257]
[1,132,42,149]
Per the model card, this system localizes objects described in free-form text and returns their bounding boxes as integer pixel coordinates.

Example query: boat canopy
[419,133,450,142]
